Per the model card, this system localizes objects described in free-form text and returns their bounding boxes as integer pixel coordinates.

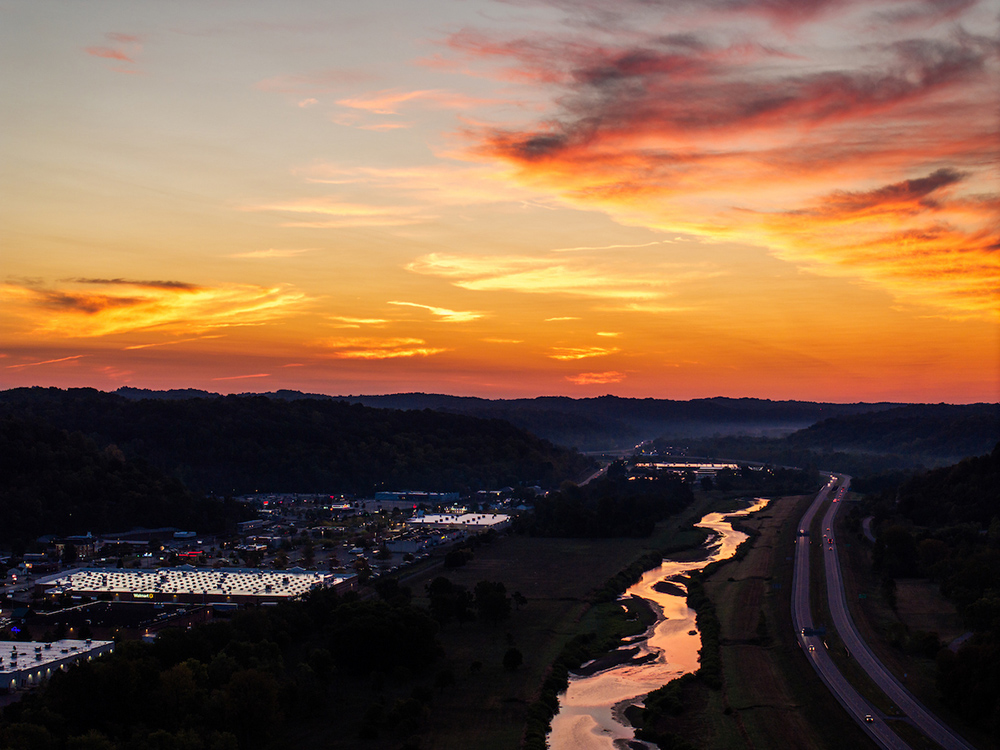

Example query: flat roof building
[406,513,511,532]
[1,639,114,692]
[35,566,356,605]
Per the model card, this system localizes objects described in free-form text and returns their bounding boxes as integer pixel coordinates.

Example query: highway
[822,478,977,750]
[792,476,909,749]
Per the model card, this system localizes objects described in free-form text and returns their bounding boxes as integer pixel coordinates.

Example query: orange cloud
[761,170,1000,316]
[387,301,483,322]
[445,12,998,319]
[407,251,720,301]
[328,316,391,328]
[123,335,224,351]
[336,88,498,115]
[297,162,539,207]
[3,280,307,338]
[211,373,271,381]
[318,337,448,359]
[249,198,428,227]
[566,371,626,385]
[548,346,619,360]
[6,354,86,369]
[96,365,134,382]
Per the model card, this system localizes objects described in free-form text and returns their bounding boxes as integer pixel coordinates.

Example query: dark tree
[474,581,511,625]
[502,648,523,672]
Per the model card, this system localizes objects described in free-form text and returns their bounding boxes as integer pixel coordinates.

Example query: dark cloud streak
[471,33,992,161]
[820,168,967,215]
[37,291,145,315]
[68,278,203,291]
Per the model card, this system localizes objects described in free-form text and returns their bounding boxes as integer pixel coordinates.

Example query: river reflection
[547,498,769,750]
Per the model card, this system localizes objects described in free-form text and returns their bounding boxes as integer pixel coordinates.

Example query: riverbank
[631,494,872,749]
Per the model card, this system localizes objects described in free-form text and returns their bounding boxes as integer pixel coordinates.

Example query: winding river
[547,498,769,750]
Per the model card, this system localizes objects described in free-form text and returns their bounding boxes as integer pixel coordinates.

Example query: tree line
[516,462,695,538]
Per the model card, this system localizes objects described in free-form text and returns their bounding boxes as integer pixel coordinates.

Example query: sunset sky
[2,0,998,402]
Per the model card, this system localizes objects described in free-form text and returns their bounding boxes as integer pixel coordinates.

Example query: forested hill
[661,403,1000,479]
[0,415,239,550]
[787,403,1000,465]
[0,388,593,496]
[859,443,1000,743]
[115,387,901,451]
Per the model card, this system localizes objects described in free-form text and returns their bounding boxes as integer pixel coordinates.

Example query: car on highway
[864,714,874,723]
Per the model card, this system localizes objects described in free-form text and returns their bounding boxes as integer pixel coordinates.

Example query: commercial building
[35,566,356,605]
[406,513,511,532]
[1,639,114,692]
[24,601,212,642]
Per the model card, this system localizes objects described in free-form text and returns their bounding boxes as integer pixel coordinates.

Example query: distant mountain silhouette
[660,402,999,476]
[118,387,903,451]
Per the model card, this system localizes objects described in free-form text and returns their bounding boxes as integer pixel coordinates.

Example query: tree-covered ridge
[0,388,593,496]
[0,415,239,550]
[116,387,904,451]
[657,403,1000,478]
[857,442,1000,743]
[895,443,1000,528]
[788,403,1000,464]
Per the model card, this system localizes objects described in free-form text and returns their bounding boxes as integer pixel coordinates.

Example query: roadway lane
[823,479,977,750]
[792,476,909,750]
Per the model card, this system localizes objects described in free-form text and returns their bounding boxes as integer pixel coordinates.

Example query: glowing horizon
[2,0,998,403]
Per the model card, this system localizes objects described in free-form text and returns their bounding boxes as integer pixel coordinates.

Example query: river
[547,498,769,750]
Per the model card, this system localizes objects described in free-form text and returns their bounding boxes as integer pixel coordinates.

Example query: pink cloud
[566,371,627,385]
[443,6,998,319]
[86,47,134,63]
[85,32,142,69]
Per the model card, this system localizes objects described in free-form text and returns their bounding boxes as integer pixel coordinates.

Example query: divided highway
[791,476,909,749]
[822,478,977,750]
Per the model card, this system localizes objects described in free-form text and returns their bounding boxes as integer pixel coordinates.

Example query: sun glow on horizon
[1,0,997,402]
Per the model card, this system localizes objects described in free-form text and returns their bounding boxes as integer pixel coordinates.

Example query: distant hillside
[788,403,1000,464]
[0,414,238,550]
[663,403,1000,477]
[0,388,593,496]
[116,387,902,451]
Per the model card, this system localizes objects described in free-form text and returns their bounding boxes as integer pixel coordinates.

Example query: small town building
[1,639,114,692]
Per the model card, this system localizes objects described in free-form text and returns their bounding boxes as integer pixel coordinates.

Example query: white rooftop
[408,513,510,527]
[38,567,343,599]
[1,639,113,675]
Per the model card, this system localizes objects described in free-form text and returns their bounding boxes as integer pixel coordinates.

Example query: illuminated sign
[133,593,154,599]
